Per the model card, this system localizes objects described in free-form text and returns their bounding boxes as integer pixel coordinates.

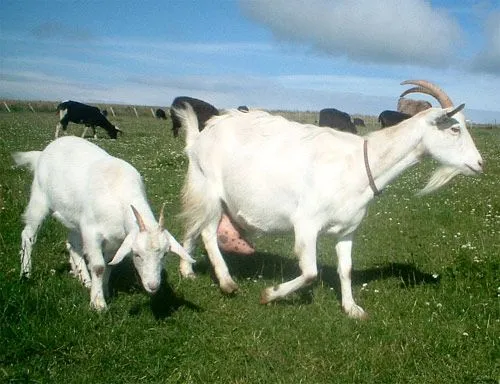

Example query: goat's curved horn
[158,202,166,229]
[399,86,429,98]
[400,80,453,108]
[131,205,146,232]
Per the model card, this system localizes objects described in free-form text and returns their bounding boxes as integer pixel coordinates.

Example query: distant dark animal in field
[155,108,167,120]
[318,108,357,134]
[55,100,121,139]
[237,105,249,112]
[353,117,365,127]
[170,96,219,137]
[101,109,108,117]
[397,83,433,115]
[378,110,411,128]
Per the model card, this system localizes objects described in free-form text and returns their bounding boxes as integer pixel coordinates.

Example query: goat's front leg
[336,235,367,319]
[67,231,91,289]
[202,221,238,294]
[81,126,89,138]
[82,233,108,311]
[261,224,318,303]
[55,123,63,139]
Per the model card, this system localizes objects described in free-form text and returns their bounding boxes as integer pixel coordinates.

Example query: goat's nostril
[147,282,159,292]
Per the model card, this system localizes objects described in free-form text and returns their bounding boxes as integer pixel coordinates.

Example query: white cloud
[471,12,500,74]
[240,0,461,67]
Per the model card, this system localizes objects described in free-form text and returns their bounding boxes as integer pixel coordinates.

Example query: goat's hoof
[90,298,108,312]
[260,288,273,304]
[182,272,197,279]
[344,304,368,320]
[220,280,239,294]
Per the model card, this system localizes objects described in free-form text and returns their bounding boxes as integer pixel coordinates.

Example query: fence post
[3,102,11,112]
[133,106,139,118]
[109,106,116,117]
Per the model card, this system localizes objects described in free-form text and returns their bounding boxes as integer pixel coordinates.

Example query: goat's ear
[430,104,464,129]
[446,103,465,117]
[109,231,135,265]
[163,229,196,264]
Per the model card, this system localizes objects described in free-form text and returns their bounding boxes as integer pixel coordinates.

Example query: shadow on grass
[103,259,202,319]
[190,250,441,303]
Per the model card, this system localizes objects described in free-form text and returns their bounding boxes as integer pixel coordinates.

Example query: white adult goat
[13,136,194,311]
[174,80,483,319]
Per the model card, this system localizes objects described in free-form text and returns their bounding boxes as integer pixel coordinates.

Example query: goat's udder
[217,214,255,255]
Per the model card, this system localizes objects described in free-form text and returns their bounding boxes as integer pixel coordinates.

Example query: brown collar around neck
[363,139,381,197]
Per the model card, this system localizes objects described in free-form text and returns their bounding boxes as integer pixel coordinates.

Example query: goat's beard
[418,166,462,196]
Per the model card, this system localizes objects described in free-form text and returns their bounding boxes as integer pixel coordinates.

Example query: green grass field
[0,106,498,383]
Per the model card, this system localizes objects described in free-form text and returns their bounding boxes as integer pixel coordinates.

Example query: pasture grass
[0,107,498,384]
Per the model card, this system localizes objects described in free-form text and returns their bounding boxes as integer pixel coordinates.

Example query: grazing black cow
[378,110,411,128]
[318,108,357,134]
[353,117,365,127]
[56,100,121,139]
[170,96,219,137]
[155,108,167,120]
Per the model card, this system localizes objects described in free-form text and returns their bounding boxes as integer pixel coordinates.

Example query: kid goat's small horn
[446,103,465,117]
[131,205,146,232]
[158,202,166,229]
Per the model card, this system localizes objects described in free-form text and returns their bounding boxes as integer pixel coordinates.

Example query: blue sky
[1,0,499,122]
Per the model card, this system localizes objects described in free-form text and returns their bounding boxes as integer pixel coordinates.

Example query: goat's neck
[365,121,426,191]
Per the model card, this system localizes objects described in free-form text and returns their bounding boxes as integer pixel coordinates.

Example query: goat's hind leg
[261,224,318,304]
[180,234,197,278]
[20,184,49,278]
[202,220,239,294]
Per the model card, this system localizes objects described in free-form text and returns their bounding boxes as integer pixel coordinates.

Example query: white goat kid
[13,136,194,311]
[175,80,483,319]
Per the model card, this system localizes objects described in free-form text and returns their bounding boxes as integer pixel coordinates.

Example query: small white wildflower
[432,273,439,279]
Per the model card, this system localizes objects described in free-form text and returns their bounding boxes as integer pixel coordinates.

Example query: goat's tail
[172,102,200,148]
[12,151,42,172]
[179,162,223,242]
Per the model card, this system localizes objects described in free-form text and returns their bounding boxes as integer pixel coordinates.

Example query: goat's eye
[450,127,460,134]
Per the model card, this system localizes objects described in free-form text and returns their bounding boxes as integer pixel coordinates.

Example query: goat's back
[33,137,142,224]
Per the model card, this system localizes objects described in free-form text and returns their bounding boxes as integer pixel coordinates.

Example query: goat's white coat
[13,136,194,311]
[176,103,483,318]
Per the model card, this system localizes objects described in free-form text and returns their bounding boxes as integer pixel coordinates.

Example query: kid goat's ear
[108,232,134,265]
